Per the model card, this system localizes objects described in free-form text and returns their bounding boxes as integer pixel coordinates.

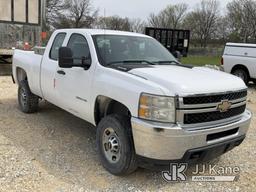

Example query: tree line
[45,0,256,47]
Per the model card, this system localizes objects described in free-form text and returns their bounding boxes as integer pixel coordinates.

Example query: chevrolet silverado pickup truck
[12,29,252,175]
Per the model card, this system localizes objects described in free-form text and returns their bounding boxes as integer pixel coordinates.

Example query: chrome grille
[184,105,246,124]
[177,89,247,128]
[183,90,247,105]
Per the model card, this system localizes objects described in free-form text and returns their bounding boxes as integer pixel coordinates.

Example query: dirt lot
[0,76,255,192]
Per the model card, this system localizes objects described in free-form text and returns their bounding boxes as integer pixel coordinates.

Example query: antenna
[104,8,106,29]
[104,8,106,65]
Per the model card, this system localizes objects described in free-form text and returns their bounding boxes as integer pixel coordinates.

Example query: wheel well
[231,65,250,78]
[94,96,131,125]
[16,67,27,84]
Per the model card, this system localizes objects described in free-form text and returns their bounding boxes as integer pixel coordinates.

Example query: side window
[49,33,66,60]
[67,34,91,65]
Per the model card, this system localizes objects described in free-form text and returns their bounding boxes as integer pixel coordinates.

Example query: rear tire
[232,69,249,85]
[96,114,137,175]
[18,80,39,113]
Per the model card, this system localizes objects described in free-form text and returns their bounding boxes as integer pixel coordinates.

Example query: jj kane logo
[162,163,240,182]
[162,163,188,182]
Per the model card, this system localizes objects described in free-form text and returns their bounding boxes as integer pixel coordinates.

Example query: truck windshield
[92,35,177,66]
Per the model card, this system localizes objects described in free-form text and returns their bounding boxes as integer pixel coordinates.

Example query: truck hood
[129,65,246,96]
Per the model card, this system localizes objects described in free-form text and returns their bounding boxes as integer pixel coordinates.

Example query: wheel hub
[102,128,121,163]
[20,88,27,106]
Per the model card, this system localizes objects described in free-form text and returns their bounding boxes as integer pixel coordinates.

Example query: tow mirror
[58,47,91,69]
[59,47,73,68]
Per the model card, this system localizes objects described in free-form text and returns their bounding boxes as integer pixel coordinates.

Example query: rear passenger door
[55,33,95,121]
[41,32,66,103]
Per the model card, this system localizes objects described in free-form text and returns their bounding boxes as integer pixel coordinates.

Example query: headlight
[138,93,176,123]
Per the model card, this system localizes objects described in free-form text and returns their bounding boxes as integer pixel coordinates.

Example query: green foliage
[181,56,221,66]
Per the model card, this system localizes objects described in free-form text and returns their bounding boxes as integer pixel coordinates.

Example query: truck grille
[177,89,247,127]
[183,90,247,105]
[184,105,246,124]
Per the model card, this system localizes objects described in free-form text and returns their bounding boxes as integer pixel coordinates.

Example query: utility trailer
[0,48,13,75]
[0,24,41,67]
[0,0,44,74]
[0,49,13,64]
[145,27,190,57]
[0,23,17,64]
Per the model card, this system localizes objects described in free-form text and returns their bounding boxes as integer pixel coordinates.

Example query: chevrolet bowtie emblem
[217,100,232,112]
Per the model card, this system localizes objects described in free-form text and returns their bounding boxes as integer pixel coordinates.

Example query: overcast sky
[93,0,233,20]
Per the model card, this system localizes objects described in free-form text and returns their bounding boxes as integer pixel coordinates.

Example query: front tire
[18,80,39,113]
[96,114,137,175]
[232,69,249,85]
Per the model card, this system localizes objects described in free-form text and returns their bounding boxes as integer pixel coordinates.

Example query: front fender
[90,67,164,124]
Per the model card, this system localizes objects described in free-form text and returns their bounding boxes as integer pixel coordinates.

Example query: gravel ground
[0,76,255,192]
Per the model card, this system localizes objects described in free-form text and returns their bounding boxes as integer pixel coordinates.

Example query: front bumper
[131,110,251,161]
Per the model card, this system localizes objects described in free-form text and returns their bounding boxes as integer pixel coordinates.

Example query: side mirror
[59,47,74,68]
[58,47,91,69]
[173,51,182,61]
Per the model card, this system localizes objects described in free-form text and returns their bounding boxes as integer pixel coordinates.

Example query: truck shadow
[0,97,224,190]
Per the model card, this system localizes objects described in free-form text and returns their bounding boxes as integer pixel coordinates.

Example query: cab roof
[54,28,150,38]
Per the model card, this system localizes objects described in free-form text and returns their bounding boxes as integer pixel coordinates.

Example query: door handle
[57,70,66,75]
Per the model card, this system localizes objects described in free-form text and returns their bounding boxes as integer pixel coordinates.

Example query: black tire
[232,68,249,85]
[96,114,137,175]
[18,80,39,113]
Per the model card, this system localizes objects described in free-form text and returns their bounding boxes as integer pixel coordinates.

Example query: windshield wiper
[107,60,156,66]
[153,60,181,65]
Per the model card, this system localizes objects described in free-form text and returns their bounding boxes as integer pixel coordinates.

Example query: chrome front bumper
[131,110,252,160]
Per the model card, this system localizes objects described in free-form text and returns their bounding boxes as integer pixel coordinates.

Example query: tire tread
[18,80,39,113]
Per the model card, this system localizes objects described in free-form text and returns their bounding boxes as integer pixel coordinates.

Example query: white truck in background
[223,43,256,84]
[12,29,251,175]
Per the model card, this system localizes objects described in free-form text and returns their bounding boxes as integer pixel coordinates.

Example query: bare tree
[65,0,98,28]
[227,0,256,43]
[148,3,188,28]
[130,18,146,33]
[96,16,132,31]
[184,0,219,47]
[247,1,256,42]
[215,16,231,41]
[45,0,67,29]
[50,0,98,29]
[52,15,73,29]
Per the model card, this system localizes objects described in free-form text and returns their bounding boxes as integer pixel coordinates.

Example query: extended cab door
[55,33,95,121]
[40,32,67,103]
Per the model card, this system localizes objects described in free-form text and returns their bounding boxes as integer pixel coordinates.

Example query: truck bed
[12,49,43,97]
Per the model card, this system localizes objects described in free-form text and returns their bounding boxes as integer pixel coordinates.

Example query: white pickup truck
[12,29,251,175]
[223,43,256,84]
